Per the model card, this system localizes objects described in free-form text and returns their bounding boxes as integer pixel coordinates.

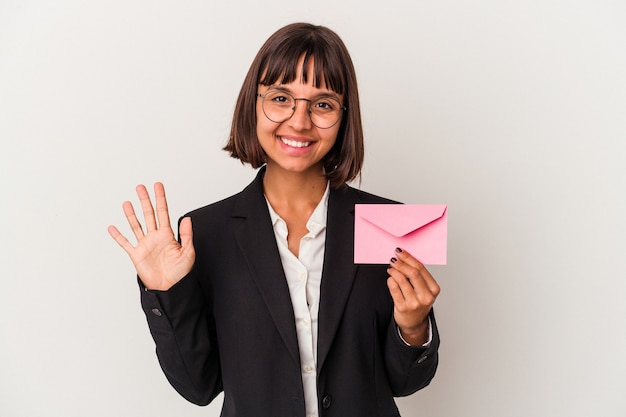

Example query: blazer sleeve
[383,308,440,396]
[139,271,222,405]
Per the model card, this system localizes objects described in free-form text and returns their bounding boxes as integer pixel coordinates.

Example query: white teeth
[280,137,311,148]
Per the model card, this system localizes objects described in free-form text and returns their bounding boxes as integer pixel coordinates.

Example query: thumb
[179,216,194,250]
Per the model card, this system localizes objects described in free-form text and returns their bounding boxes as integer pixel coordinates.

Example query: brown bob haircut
[223,22,364,188]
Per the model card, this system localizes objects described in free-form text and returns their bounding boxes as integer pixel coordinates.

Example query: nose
[288,98,313,130]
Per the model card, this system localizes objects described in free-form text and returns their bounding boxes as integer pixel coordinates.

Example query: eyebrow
[266,85,342,101]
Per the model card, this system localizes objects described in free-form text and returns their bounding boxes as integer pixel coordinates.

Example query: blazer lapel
[231,168,301,366]
[317,185,359,372]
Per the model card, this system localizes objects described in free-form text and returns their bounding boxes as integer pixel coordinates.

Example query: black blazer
[140,168,439,417]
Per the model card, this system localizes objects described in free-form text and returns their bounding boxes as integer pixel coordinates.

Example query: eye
[312,98,339,113]
[265,91,294,106]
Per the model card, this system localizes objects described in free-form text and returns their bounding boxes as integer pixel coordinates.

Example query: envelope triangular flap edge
[356,204,447,237]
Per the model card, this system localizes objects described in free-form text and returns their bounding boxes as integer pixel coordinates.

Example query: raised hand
[387,247,440,346]
[108,183,195,291]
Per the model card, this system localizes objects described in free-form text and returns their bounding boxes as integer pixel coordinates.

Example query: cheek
[256,107,273,138]
[255,102,264,123]
[324,128,340,148]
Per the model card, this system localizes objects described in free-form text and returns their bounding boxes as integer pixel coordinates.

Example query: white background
[1,1,625,416]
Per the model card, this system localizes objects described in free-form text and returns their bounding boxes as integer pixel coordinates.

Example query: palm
[108,183,195,291]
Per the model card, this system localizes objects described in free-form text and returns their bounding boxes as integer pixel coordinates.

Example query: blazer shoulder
[182,191,242,222]
[182,168,265,223]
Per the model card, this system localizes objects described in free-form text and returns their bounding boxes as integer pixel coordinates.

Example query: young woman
[108,22,440,417]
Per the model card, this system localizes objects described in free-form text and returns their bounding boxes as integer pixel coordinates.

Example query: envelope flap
[356,204,447,237]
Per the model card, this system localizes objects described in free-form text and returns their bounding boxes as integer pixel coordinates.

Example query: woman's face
[256,58,343,178]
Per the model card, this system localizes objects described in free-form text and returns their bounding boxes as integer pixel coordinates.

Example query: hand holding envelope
[354,203,446,345]
[354,204,448,265]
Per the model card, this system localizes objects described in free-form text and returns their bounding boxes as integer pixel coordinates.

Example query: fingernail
[395,247,402,253]
[390,257,397,263]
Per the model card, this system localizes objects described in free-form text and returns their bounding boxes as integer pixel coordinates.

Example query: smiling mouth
[279,136,311,148]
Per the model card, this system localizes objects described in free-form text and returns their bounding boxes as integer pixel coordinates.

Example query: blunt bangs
[257,30,347,96]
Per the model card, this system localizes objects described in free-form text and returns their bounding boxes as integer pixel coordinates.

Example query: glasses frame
[257,90,347,129]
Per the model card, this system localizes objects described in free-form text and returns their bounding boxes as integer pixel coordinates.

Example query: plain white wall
[1,0,625,416]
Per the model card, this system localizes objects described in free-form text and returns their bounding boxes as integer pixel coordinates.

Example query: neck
[262,164,328,208]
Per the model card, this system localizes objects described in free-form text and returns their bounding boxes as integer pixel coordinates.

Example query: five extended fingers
[109,183,173,252]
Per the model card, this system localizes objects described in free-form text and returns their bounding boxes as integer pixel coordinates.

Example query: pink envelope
[354,204,447,265]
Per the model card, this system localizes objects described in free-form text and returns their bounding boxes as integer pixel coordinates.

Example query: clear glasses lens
[261,90,343,129]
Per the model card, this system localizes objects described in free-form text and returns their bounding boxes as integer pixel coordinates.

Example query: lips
[279,136,312,148]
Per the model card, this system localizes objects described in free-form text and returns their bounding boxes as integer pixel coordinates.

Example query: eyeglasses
[257,89,346,129]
